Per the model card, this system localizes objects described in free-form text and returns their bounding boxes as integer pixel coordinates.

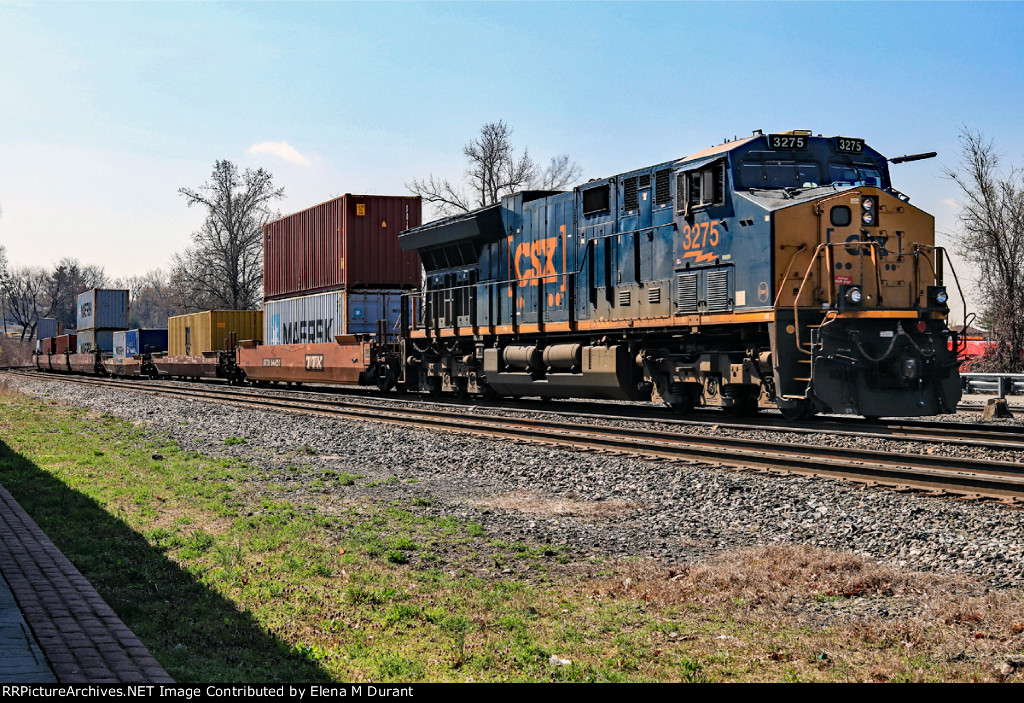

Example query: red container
[55,334,77,355]
[263,194,423,301]
[41,338,56,355]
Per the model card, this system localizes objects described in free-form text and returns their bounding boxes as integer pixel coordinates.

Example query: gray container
[77,289,129,330]
[37,318,58,340]
[263,289,404,345]
[77,329,116,354]
[112,330,128,358]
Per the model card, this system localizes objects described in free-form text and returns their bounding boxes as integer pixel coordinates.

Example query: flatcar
[391,130,963,419]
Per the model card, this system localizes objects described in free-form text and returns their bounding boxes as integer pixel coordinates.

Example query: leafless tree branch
[407,121,582,219]
[943,126,1024,371]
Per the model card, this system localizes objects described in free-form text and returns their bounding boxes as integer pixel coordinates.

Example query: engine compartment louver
[654,169,672,205]
[707,270,731,311]
[622,176,638,212]
[676,273,698,313]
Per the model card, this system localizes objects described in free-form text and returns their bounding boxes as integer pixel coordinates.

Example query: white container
[263,289,404,345]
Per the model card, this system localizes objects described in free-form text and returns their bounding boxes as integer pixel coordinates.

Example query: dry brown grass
[584,545,1024,681]
[613,544,928,606]
[0,381,26,399]
[476,490,641,520]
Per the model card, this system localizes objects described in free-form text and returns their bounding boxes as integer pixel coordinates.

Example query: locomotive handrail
[403,273,574,336]
[791,240,886,354]
[913,243,970,354]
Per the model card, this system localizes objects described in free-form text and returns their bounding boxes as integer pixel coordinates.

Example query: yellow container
[167,310,263,356]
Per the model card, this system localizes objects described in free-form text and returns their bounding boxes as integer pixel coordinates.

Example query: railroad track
[10,370,1024,502]
[20,370,1020,452]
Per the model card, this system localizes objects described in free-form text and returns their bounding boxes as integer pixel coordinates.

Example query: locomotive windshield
[739,160,822,189]
[828,161,883,187]
[737,146,889,191]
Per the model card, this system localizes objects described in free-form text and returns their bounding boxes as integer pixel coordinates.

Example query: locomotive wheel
[667,386,700,414]
[722,392,758,417]
[778,400,816,421]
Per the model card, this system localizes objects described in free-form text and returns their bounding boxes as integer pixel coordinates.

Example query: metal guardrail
[961,373,1024,398]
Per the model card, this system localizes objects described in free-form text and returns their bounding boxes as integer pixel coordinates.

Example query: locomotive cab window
[828,162,884,188]
[739,159,821,189]
[677,161,726,214]
[582,184,611,216]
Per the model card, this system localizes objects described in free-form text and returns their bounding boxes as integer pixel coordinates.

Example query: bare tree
[530,154,584,192]
[943,127,1024,371]
[0,245,9,335]
[1,265,48,340]
[407,121,582,217]
[174,160,283,310]
[112,268,181,328]
[45,257,108,330]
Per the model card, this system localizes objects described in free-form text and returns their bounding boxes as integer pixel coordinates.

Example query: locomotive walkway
[0,482,173,683]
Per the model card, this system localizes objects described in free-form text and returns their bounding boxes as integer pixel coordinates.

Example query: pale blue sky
[2,1,1023,320]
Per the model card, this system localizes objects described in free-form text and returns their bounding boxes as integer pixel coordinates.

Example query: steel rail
[13,371,1024,501]
[11,369,1024,449]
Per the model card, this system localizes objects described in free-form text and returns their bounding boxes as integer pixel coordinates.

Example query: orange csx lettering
[514,237,559,288]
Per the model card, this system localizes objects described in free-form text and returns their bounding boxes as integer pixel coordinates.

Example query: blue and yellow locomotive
[395,130,962,418]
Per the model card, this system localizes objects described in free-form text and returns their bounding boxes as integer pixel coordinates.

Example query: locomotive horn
[889,152,937,164]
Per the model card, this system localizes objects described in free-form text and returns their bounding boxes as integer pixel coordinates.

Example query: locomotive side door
[543,198,572,324]
[819,194,866,307]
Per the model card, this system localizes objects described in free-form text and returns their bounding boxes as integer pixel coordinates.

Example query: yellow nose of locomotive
[771,185,960,417]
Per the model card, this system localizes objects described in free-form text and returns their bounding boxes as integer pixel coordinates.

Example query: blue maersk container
[77,289,129,331]
[122,329,168,358]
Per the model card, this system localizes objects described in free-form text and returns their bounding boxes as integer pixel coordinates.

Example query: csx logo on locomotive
[512,237,559,287]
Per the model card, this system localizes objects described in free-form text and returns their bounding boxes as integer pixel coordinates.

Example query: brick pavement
[0,483,173,683]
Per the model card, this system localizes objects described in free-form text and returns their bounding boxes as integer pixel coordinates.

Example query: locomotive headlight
[927,286,949,308]
[860,196,878,227]
[845,286,863,305]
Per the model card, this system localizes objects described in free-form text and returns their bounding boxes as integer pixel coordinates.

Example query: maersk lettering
[282,318,334,344]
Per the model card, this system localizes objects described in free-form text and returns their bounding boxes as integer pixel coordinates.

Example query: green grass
[0,386,1014,683]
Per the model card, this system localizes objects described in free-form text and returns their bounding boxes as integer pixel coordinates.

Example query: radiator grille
[676,274,698,313]
[638,173,651,188]
[618,289,631,306]
[707,270,731,311]
[648,287,662,304]
[654,169,672,205]
[622,176,638,212]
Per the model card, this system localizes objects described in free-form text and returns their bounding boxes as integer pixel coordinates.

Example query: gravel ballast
[4,372,1024,590]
